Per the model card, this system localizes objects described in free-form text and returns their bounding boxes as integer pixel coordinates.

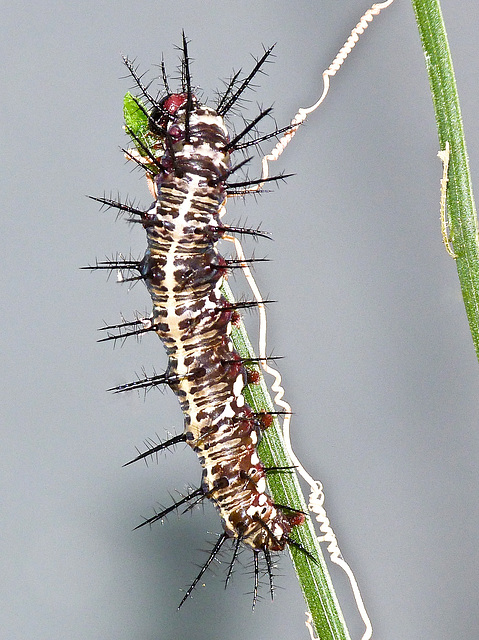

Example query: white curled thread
[245,0,396,191]
[228,235,372,640]
[437,141,457,259]
[230,2,396,639]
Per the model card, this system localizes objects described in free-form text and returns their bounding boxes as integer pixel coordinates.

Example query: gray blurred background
[2,1,478,639]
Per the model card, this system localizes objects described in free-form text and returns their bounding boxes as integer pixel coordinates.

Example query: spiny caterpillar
[88,35,311,608]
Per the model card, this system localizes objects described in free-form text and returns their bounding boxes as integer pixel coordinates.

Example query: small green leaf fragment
[123,92,148,140]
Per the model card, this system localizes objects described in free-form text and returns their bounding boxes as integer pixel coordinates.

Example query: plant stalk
[411,0,479,360]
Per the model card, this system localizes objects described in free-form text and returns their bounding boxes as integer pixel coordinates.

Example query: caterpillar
[89,35,310,608]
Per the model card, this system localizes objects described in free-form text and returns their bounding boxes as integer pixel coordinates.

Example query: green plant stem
[411,0,479,360]
[222,282,351,640]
